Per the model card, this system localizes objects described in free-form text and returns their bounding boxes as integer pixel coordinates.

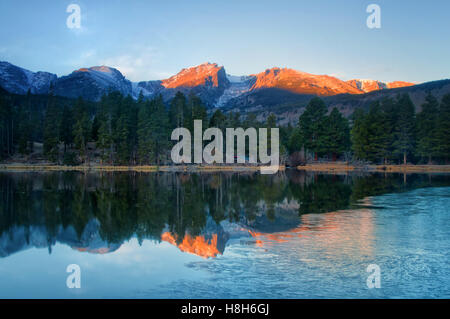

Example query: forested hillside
[0,87,449,165]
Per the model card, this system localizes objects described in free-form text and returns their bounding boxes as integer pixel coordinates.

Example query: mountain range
[0,60,415,103]
[1,60,449,123]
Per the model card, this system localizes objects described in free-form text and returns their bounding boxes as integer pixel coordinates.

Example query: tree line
[290,93,450,164]
[0,88,449,165]
[0,89,282,165]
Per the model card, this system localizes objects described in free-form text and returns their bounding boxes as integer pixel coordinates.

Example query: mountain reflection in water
[0,171,449,259]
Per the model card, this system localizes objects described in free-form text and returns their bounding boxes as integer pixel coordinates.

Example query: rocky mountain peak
[250,67,363,96]
[161,62,229,89]
[346,79,414,93]
[0,61,56,95]
[387,81,415,89]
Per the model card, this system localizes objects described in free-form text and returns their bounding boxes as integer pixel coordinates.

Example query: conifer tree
[43,97,60,162]
[350,108,367,161]
[265,113,277,153]
[280,123,294,153]
[73,112,91,163]
[379,97,397,162]
[96,94,113,163]
[298,97,327,160]
[351,103,390,163]
[288,127,303,154]
[416,93,439,163]
[365,102,391,163]
[17,105,32,155]
[116,95,137,164]
[91,115,100,142]
[393,94,416,164]
[323,107,350,161]
[435,93,450,162]
[189,94,208,127]
[209,109,227,131]
[72,97,91,163]
[0,94,13,158]
[137,100,152,164]
[149,95,170,164]
[115,113,130,164]
[60,104,74,153]
[169,92,187,129]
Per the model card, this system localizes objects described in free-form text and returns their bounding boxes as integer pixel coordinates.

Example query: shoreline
[296,163,450,173]
[0,164,274,173]
[0,163,450,173]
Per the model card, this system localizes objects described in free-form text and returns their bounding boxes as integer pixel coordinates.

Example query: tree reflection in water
[0,171,449,258]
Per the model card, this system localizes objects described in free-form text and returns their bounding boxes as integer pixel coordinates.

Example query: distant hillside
[224,79,450,125]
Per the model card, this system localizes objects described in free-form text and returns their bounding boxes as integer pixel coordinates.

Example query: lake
[0,170,449,298]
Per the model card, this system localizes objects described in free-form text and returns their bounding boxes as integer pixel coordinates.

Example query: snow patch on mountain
[216,74,256,107]
[131,80,164,99]
[53,66,132,101]
[346,79,386,92]
[0,61,56,95]
[226,74,254,83]
[346,79,414,93]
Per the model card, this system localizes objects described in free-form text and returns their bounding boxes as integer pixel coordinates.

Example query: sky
[0,0,449,83]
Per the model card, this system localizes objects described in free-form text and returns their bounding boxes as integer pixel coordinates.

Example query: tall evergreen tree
[209,109,227,130]
[187,94,208,129]
[60,104,74,153]
[288,127,303,154]
[169,92,187,129]
[379,97,397,162]
[416,93,439,163]
[265,113,277,153]
[298,97,327,160]
[149,95,170,164]
[73,112,91,163]
[17,104,33,155]
[435,93,450,162]
[91,115,100,142]
[365,102,391,163]
[126,95,139,164]
[393,94,416,164]
[114,95,137,164]
[280,123,294,153]
[351,103,390,163]
[323,107,350,161]
[137,100,152,164]
[72,97,91,163]
[350,108,367,161]
[114,113,130,164]
[43,97,60,162]
[96,94,113,163]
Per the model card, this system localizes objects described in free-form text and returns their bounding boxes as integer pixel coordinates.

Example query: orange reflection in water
[248,205,375,258]
[163,199,376,259]
[161,232,221,258]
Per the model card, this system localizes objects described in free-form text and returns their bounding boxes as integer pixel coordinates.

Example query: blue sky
[0,0,449,83]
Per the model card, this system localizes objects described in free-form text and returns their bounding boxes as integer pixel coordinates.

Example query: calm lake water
[0,170,449,298]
